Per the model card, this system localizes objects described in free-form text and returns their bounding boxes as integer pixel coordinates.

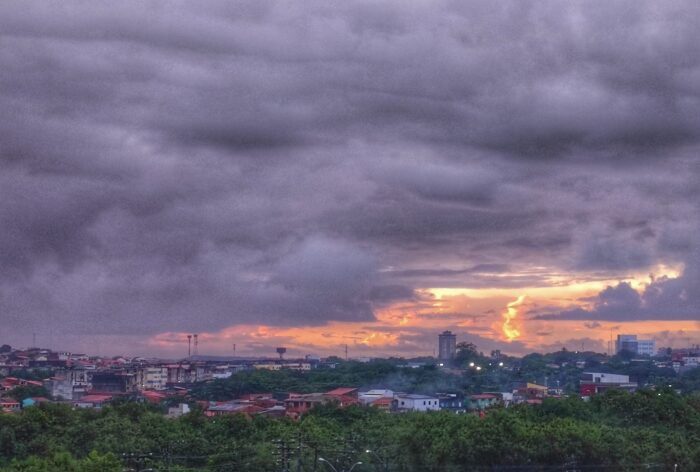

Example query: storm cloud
[1,1,700,350]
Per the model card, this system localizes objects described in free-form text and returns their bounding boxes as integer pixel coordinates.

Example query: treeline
[190,361,469,400]
[2,389,700,471]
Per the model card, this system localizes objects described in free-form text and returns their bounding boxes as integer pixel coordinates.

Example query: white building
[142,367,168,390]
[616,335,656,356]
[167,403,191,418]
[394,394,440,412]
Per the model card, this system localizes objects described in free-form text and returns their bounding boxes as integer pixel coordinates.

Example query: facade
[395,394,440,412]
[438,393,466,413]
[89,371,137,393]
[359,389,394,405]
[74,394,113,409]
[467,394,500,411]
[616,335,656,356]
[579,372,638,396]
[43,377,74,400]
[142,367,168,390]
[438,331,457,361]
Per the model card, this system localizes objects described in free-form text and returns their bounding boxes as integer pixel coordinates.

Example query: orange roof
[78,395,113,403]
[470,394,497,400]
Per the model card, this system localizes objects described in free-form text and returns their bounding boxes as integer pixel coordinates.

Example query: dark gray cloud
[0,1,699,348]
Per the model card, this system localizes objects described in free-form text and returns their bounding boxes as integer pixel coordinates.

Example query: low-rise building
[74,394,113,409]
[167,403,190,418]
[467,394,500,411]
[394,394,440,412]
[359,389,394,405]
[438,393,466,413]
[579,372,638,396]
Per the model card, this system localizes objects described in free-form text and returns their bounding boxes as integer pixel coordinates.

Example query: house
[74,394,113,409]
[467,394,500,411]
[205,401,264,417]
[369,397,394,412]
[394,394,440,412]
[257,405,287,418]
[141,390,167,404]
[438,393,466,413]
[514,383,548,402]
[0,399,20,413]
[284,393,331,419]
[325,387,359,406]
[21,397,51,408]
[359,389,394,405]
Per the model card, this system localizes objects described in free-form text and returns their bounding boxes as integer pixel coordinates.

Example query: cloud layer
[1,1,699,353]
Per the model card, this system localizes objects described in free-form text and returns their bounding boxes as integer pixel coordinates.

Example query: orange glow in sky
[145,263,699,358]
[502,295,525,341]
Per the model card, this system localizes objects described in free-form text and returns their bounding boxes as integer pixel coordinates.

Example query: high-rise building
[616,334,655,356]
[438,331,457,361]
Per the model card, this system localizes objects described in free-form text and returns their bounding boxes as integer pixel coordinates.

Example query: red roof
[326,387,358,396]
[470,394,497,400]
[78,395,113,403]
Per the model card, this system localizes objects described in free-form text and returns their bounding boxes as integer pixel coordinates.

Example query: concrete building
[438,331,457,361]
[580,372,638,396]
[616,335,656,356]
[394,394,440,412]
[43,377,74,400]
[438,393,466,413]
[141,367,168,390]
[74,394,113,409]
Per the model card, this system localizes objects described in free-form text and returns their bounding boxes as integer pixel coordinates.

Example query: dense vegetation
[1,389,700,471]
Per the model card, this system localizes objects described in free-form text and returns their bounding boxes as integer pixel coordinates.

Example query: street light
[365,449,390,472]
[319,457,339,472]
[319,457,363,472]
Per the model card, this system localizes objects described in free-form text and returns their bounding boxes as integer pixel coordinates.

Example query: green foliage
[0,390,699,470]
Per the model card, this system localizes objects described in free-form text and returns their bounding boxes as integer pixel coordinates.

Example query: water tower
[276,347,287,360]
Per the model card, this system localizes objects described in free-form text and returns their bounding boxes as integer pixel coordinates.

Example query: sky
[1,1,700,358]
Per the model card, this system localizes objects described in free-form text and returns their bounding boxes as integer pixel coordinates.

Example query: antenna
[193,334,199,356]
[187,335,192,358]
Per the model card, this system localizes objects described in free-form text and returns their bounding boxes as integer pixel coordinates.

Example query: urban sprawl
[2,331,698,420]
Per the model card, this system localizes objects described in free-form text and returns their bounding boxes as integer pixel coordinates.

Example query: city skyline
[2,2,700,358]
